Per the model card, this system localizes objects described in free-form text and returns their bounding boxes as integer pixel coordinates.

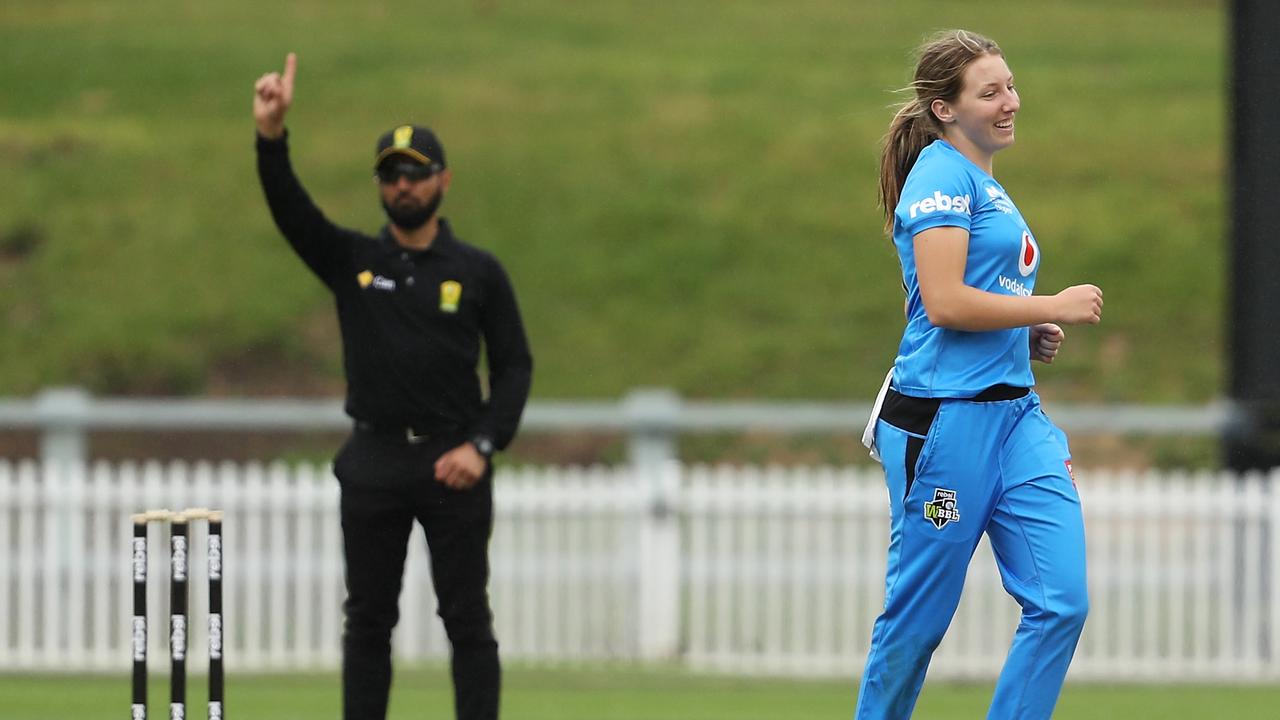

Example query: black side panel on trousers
[879,389,941,437]
[904,436,925,501]
[879,389,941,503]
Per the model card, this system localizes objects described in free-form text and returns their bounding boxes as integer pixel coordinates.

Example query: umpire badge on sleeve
[439,280,462,313]
[924,488,960,530]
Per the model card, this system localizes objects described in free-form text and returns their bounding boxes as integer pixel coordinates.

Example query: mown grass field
[4,665,1278,720]
[0,0,1225,406]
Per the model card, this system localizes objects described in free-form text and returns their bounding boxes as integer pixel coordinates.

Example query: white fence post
[624,388,683,659]
[636,461,682,660]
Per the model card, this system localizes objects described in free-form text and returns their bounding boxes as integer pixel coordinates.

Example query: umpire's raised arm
[253,52,352,288]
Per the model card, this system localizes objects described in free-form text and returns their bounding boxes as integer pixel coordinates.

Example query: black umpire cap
[374,125,446,171]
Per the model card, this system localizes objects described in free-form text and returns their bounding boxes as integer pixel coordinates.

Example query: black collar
[379,217,456,257]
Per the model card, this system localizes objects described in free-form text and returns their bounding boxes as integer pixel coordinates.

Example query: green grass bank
[0,1,1225,404]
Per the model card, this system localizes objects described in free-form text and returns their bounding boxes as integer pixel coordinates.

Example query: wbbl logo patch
[924,488,960,529]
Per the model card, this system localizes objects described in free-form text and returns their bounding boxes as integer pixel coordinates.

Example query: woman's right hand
[1052,284,1104,325]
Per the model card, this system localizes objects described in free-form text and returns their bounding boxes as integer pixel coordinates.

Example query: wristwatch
[470,434,495,460]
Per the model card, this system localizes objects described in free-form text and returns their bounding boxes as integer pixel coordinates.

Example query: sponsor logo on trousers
[924,488,961,530]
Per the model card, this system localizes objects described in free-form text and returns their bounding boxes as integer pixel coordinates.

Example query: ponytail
[878,99,940,232]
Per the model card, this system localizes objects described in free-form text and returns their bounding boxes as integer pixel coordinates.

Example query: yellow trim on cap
[374,147,433,168]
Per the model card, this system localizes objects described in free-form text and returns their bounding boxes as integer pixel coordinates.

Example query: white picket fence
[0,460,1277,682]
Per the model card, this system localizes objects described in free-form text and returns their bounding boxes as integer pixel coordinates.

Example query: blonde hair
[878,30,1002,232]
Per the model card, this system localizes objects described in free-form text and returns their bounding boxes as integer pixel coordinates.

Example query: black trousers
[333,428,500,720]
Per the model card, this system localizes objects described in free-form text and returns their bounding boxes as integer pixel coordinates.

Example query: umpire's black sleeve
[256,131,352,289]
[473,255,533,450]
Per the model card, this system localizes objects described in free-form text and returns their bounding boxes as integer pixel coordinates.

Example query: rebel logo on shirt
[923,488,960,530]
[1018,231,1039,277]
[907,191,972,219]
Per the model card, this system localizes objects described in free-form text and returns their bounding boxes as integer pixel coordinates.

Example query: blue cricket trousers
[855,386,1088,720]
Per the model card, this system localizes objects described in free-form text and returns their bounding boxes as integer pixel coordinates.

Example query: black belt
[968,384,1030,402]
[880,384,1030,437]
[353,420,458,445]
[886,384,1029,406]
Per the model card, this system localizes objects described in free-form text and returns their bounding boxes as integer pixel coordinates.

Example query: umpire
[252,53,532,720]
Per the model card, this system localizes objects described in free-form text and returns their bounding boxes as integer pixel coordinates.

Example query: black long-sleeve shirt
[256,132,533,449]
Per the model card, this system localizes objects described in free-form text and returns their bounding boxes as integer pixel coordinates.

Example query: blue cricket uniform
[855,140,1088,720]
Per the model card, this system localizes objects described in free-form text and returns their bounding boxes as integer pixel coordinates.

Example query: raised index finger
[281,52,297,101]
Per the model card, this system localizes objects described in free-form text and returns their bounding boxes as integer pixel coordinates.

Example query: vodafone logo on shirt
[907,191,972,219]
[1018,231,1039,277]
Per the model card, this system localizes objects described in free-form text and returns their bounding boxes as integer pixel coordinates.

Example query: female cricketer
[854,30,1105,720]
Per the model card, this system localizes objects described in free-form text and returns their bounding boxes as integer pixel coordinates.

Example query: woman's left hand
[1030,323,1064,364]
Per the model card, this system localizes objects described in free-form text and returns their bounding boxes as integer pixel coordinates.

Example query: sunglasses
[375,161,439,184]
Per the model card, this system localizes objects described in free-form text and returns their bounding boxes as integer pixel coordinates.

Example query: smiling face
[930,52,1019,171]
